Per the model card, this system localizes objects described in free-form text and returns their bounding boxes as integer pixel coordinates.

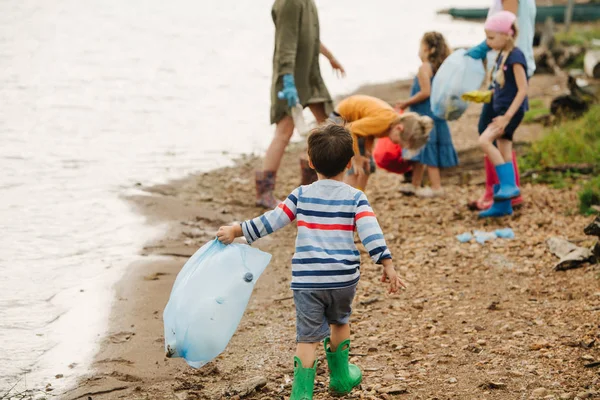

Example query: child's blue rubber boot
[493,162,520,201]
[480,185,513,218]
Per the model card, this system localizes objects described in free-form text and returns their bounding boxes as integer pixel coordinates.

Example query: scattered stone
[144,272,168,281]
[55,374,63,379]
[530,341,551,350]
[532,388,549,398]
[464,343,483,353]
[377,385,408,395]
[226,376,267,397]
[383,373,395,381]
[79,138,600,399]
[479,381,507,390]
[359,297,381,306]
[513,331,525,338]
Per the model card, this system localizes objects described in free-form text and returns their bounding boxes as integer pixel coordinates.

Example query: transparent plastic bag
[291,104,310,136]
[430,49,486,121]
[163,239,271,368]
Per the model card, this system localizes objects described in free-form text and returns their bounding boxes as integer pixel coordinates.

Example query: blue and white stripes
[241,180,391,290]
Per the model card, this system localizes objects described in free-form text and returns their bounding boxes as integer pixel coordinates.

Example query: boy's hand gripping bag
[430,49,486,121]
[163,239,272,368]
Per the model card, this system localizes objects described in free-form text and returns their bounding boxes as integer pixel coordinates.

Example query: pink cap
[484,11,517,36]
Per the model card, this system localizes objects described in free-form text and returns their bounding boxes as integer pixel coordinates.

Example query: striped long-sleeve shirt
[241,180,392,290]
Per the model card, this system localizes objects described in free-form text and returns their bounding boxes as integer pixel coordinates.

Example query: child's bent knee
[478,135,490,148]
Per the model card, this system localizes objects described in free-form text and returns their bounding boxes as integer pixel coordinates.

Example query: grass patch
[520,106,600,214]
[520,105,600,170]
[523,98,550,124]
[567,52,586,70]
[529,99,544,109]
[579,175,600,215]
[555,24,600,47]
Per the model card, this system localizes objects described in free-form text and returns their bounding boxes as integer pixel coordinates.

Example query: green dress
[270,0,333,124]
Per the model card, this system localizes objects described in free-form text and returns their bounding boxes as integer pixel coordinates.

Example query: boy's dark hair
[307,124,354,178]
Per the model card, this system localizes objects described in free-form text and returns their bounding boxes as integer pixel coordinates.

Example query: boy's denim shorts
[293,285,357,343]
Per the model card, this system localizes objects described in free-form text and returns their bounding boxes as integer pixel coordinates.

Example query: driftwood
[547,237,595,271]
[540,17,556,50]
[584,216,600,237]
[534,48,561,75]
[534,42,586,74]
[550,76,597,119]
[593,242,600,262]
[584,50,600,78]
[535,17,563,76]
[533,17,586,75]
[556,45,586,67]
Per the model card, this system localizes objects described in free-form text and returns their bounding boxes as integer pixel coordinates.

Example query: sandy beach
[61,74,600,400]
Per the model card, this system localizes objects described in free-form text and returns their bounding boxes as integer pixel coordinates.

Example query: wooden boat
[442,4,600,23]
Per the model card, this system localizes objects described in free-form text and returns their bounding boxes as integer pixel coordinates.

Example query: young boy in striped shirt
[217,124,405,400]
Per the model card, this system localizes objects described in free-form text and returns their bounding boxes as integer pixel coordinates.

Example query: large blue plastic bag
[430,49,486,121]
[163,239,271,368]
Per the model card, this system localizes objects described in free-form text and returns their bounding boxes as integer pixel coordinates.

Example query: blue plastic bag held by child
[163,239,271,368]
[430,49,486,121]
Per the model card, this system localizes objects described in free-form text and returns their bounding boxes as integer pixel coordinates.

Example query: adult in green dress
[255,0,345,208]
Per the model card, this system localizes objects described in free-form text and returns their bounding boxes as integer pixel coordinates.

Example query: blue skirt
[407,76,459,168]
[409,119,459,168]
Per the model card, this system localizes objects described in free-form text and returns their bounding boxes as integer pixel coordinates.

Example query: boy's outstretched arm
[217,188,299,245]
[354,192,406,293]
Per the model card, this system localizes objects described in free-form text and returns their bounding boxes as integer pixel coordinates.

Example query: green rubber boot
[324,338,362,396]
[289,356,317,400]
